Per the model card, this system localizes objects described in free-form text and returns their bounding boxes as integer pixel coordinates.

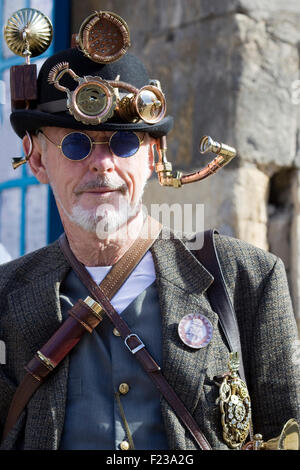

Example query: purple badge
[178,313,213,349]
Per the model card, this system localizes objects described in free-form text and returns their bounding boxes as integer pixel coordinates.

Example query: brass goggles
[47,63,166,127]
[38,130,144,160]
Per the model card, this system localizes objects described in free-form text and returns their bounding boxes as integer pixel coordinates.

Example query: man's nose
[88,142,115,173]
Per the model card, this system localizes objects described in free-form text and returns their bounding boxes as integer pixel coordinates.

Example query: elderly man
[0,11,300,451]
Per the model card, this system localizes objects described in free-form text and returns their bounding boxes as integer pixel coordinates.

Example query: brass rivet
[119,383,130,395]
[120,440,130,450]
[113,328,120,337]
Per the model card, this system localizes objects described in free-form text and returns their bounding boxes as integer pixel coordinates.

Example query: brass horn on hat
[4,8,53,63]
[242,419,300,450]
[4,8,53,111]
[12,132,33,169]
[155,135,237,188]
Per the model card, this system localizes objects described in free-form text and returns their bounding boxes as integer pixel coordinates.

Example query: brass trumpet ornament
[4,8,53,111]
[242,419,300,450]
[12,131,33,169]
[4,8,53,63]
[155,135,237,188]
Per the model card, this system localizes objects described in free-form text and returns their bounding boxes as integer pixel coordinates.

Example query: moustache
[74,175,128,195]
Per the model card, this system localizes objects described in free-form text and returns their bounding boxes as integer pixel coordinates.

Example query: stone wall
[71,0,300,327]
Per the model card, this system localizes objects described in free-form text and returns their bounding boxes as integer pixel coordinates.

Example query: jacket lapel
[151,230,218,448]
[6,241,70,449]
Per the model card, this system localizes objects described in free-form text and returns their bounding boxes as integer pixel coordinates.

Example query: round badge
[178,313,213,349]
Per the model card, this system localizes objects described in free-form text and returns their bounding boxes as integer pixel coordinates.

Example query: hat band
[37,99,67,113]
[36,90,131,114]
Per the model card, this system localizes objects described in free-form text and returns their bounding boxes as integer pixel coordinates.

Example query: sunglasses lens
[61,132,91,160]
[110,131,140,158]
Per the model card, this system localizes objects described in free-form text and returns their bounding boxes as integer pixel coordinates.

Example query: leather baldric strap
[193,229,246,382]
[2,217,212,450]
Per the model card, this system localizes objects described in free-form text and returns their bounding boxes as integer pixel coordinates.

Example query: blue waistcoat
[59,269,169,450]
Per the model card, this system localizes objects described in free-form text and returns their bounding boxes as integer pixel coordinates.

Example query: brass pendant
[216,352,252,449]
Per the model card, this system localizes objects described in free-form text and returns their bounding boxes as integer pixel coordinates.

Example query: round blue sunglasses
[38,130,145,160]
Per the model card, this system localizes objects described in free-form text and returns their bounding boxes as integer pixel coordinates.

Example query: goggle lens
[61,132,91,160]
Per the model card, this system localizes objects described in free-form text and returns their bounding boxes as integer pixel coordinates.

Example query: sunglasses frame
[38,130,145,161]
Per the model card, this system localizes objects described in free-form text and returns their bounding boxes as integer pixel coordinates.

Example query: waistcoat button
[120,440,130,450]
[119,383,130,395]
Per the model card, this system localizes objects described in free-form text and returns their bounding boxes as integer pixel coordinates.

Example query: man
[0,13,300,451]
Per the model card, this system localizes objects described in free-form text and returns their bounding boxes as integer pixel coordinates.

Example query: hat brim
[10,110,173,139]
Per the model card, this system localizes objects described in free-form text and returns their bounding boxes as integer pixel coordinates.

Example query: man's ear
[24,133,49,184]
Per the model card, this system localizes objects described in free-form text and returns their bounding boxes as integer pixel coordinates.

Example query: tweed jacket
[0,229,299,450]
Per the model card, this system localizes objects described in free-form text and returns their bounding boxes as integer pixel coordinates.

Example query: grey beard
[69,197,143,238]
[52,183,146,238]
[47,164,147,238]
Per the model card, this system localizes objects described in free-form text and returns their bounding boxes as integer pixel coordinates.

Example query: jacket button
[113,328,120,336]
[119,383,130,395]
[120,440,130,450]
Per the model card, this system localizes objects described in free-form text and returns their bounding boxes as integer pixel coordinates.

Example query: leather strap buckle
[124,334,145,354]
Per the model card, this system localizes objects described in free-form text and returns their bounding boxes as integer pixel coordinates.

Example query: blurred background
[0,0,300,330]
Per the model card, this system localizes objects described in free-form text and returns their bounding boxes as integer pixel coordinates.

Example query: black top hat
[10,47,173,139]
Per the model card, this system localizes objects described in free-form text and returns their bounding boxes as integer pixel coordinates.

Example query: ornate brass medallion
[216,352,252,449]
